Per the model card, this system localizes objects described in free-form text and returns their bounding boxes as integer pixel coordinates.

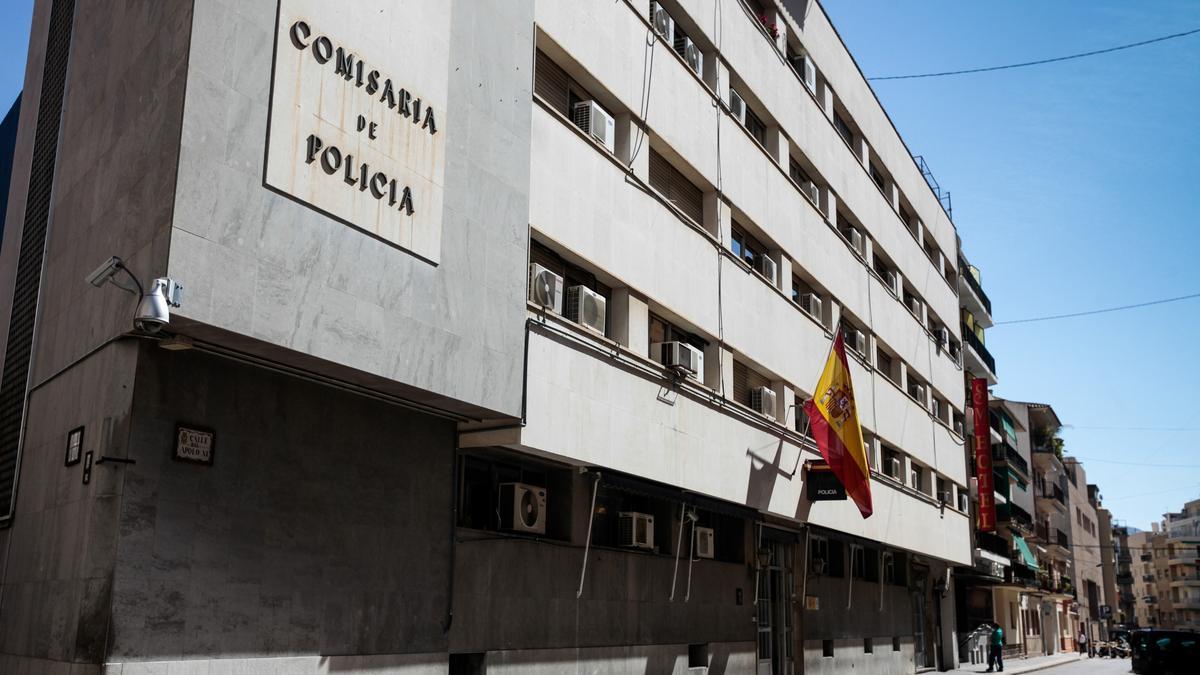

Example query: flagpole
[787,321,842,476]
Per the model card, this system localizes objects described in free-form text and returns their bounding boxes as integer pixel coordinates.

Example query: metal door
[757,539,794,675]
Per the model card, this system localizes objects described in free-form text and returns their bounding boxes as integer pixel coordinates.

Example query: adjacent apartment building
[1063,464,1102,647]
[0,1,972,674]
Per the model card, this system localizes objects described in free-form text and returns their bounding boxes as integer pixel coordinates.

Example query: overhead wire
[994,292,1200,325]
[870,26,1200,81]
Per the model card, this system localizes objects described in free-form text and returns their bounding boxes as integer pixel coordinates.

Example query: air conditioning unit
[528,263,564,313]
[907,296,922,315]
[938,491,952,506]
[958,492,969,512]
[953,418,965,435]
[728,87,746,124]
[755,254,777,286]
[799,292,821,318]
[801,179,819,204]
[931,398,942,418]
[674,34,703,75]
[649,1,674,43]
[571,100,616,154]
[910,384,927,403]
[910,468,922,489]
[884,270,900,297]
[498,482,547,535]
[791,52,817,91]
[618,511,655,549]
[750,386,777,420]
[565,285,607,335]
[885,456,901,479]
[936,327,950,348]
[694,526,715,559]
[652,341,703,378]
[848,228,864,255]
[846,329,866,355]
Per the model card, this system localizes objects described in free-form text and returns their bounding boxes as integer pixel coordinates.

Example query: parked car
[1130,629,1199,674]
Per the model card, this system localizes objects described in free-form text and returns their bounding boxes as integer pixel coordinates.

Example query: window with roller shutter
[648,149,704,225]
[732,360,771,409]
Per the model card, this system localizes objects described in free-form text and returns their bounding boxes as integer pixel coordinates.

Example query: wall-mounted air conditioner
[936,327,950,348]
[910,384,927,403]
[848,228,864,256]
[884,270,900,297]
[938,490,952,506]
[847,329,866,355]
[728,88,746,124]
[755,254,777,286]
[885,456,901,479]
[565,285,607,335]
[791,51,817,91]
[571,100,616,154]
[694,526,715,559]
[652,341,703,378]
[953,418,965,436]
[498,482,547,535]
[907,296,922,315]
[958,492,969,512]
[674,34,703,75]
[649,1,674,43]
[750,386,777,420]
[528,263,563,314]
[801,179,819,204]
[910,468,922,490]
[619,511,655,549]
[799,292,821,319]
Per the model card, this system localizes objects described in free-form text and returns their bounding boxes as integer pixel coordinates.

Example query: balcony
[992,443,1029,478]
[1037,484,1069,514]
[997,501,1034,531]
[1056,529,1070,549]
[978,531,1010,558]
[1007,562,1039,588]
[1116,572,1134,585]
[961,322,997,380]
[958,256,993,322]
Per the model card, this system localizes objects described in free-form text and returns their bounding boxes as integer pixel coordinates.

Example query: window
[589,484,676,553]
[530,239,612,335]
[937,477,949,503]
[876,347,895,383]
[732,360,772,411]
[731,223,766,268]
[459,454,569,540]
[744,107,767,145]
[864,638,873,654]
[534,49,610,142]
[851,544,865,579]
[648,149,704,225]
[882,552,896,584]
[789,158,812,187]
[822,640,834,658]
[882,446,901,480]
[907,374,926,403]
[869,162,885,191]
[910,462,925,493]
[809,536,830,575]
[833,111,854,146]
[648,313,707,355]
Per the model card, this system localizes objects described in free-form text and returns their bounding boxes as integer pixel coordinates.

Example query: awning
[1013,534,1040,570]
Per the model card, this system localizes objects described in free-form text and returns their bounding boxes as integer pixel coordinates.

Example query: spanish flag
[803,331,873,518]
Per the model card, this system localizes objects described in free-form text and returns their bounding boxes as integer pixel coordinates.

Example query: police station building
[0,1,972,673]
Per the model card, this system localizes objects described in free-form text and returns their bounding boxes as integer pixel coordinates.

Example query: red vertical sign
[972,378,996,533]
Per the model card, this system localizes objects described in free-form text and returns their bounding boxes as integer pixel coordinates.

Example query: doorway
[756,537,795,675]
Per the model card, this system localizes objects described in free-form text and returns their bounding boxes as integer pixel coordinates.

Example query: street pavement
[948,653,1132,674]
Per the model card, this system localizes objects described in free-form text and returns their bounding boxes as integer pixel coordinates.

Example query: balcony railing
[961,322,997,375]
[998,501,1034,529]
[978,531,1009,559]
[993,443,1029,476]
[1056,529,1070,549]
[959,257,993,315]
[1040,484,1066,506]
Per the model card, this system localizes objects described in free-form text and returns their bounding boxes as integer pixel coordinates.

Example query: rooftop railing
[959,257,992,315]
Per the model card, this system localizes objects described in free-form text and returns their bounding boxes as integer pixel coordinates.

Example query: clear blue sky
[824,0,1200,530]
[0,2,1195,528]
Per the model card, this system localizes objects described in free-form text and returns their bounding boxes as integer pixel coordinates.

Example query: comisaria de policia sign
[265,0,449,264]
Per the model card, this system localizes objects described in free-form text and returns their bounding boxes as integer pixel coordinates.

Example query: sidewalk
[947,652,1082,674]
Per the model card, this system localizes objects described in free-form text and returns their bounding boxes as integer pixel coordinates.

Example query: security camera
[86,256,123,287]
[134,278,183,334]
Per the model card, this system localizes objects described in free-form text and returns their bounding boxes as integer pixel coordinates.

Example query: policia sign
[806,461,848,501]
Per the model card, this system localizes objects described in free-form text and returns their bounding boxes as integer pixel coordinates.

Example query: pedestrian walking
[1077,628,1088,657]
[986,623,1005,673]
